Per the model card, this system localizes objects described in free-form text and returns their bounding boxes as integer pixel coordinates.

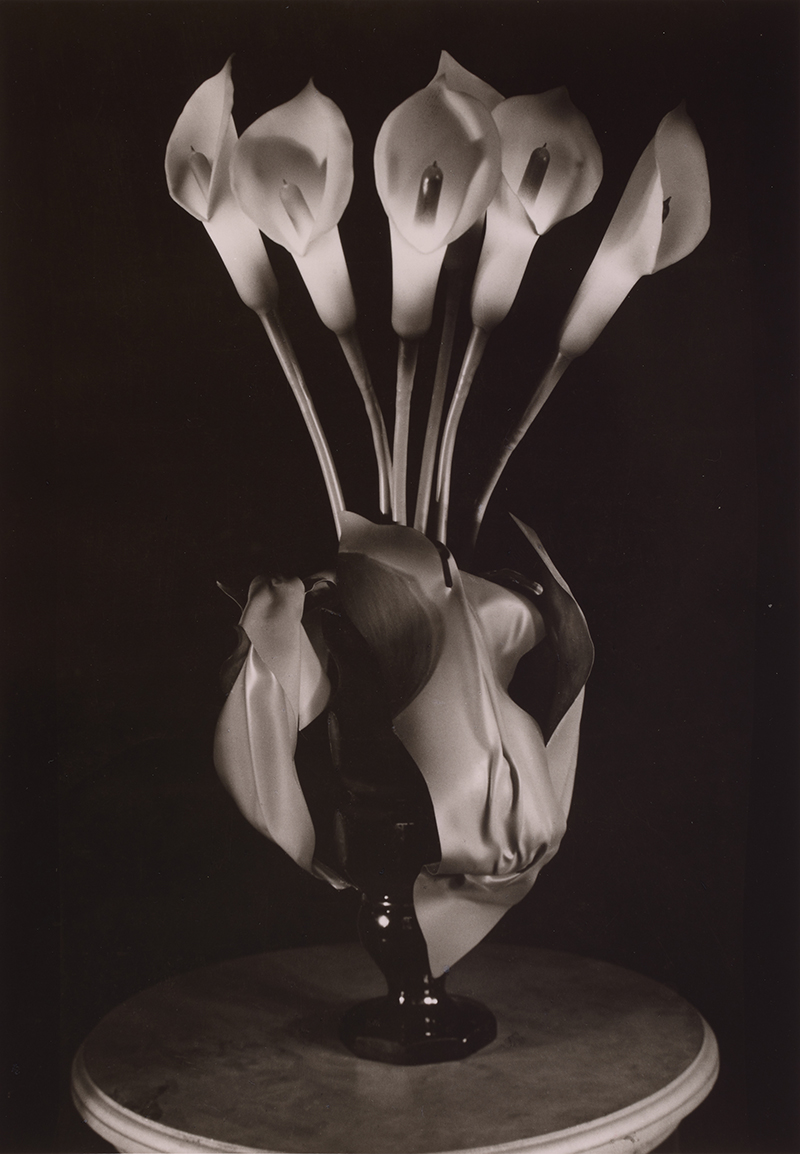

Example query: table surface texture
[73,943,718,1154]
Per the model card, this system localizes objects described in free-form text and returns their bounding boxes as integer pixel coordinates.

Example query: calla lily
[558,102,710,359]
[231,80,392,517]
[472,87,603,332]
[426,60,602,543]
[214,513,592,976]
[232,81,357,335]
[374,73,502,339]
[167,60,344,535]
[470,102,710,546]
[165,57,278,313]
[375,62,502,522]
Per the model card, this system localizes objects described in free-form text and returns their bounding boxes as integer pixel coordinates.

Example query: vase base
[339,993,497,1065]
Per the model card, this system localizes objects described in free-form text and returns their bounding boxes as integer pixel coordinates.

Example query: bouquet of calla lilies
[166,52,709,976]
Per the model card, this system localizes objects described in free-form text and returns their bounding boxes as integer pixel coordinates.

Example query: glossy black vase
[337,799,497,1065]
[317,602,496,1065]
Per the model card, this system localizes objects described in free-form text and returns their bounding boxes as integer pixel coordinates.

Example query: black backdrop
[2,2,798,1151]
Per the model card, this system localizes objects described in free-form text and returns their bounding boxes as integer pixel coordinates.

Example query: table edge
[71,1016,719,1154]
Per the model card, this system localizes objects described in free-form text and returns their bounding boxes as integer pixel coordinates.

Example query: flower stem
[257,308,345,538]
[468,350,572,551]
[392,338,419,525]
[338,328,392,517]
[434,325,490,546]
[413,271,464,535]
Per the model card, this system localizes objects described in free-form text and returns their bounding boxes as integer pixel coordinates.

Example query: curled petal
[213,576,339,883]
[652,102,711,272]
[338,513,589,976]
[165,57,235,221]
[165,58,278,312]
[374,78,501,256]
[494,89,603,236]
[559,103,710,359]
[232,80,354,258]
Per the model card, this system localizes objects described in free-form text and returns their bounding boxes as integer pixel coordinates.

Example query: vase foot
[339,993,497,1065]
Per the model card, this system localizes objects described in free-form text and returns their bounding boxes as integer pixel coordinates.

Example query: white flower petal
[374,79,501,255]
[386,221,448,339]
[165,57,235,221]
[470,175,538,332]
[232,80,353,258]
[558,137,664,358]
[558,104,710,359]
[653,103,711,272]
[493,89,603,236]
[434,50,505,111]
[213,576,337,884]
[165,58,278,312]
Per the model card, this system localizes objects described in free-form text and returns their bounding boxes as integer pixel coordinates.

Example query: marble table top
[72,943,718,1153]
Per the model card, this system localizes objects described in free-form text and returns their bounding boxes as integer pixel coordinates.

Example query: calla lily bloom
[214,513,593,976]
[374,74,502,340]
[165,57,278,313]
[232,81,392,516]
[472,87,603,332]
[375,62,502,522]
[232,81,357,335]
[424,59,602,543]
[167,60,344,535]
[470,103,710,546]
[558,102,710,359]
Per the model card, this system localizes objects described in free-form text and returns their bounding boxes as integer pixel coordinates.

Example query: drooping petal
[558,103,709,359]
[213,576,340,884]
[165,58,278,312]
[337,513,590,976]
[232,80,354,257]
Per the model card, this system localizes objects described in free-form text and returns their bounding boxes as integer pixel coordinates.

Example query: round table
[72,943,718,1154]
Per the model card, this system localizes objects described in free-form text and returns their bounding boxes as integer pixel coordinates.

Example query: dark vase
[316,600,497,1065]
[336,798,497,1065]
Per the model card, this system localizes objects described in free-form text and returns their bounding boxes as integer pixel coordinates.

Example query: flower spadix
[165,57,278,313]
[558,102,710,359]
[374,71,502,339]
[472,87,603,332]
[232,81,357,334]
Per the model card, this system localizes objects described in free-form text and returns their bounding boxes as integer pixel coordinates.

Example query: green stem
[468,350,572,551]
[257,308,345,538]
[392,338,419,525]
[434,325,490,546]
[413,272,464,535]
[338,328,392,516]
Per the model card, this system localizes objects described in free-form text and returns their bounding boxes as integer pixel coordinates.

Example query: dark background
[2,1,798,1151]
